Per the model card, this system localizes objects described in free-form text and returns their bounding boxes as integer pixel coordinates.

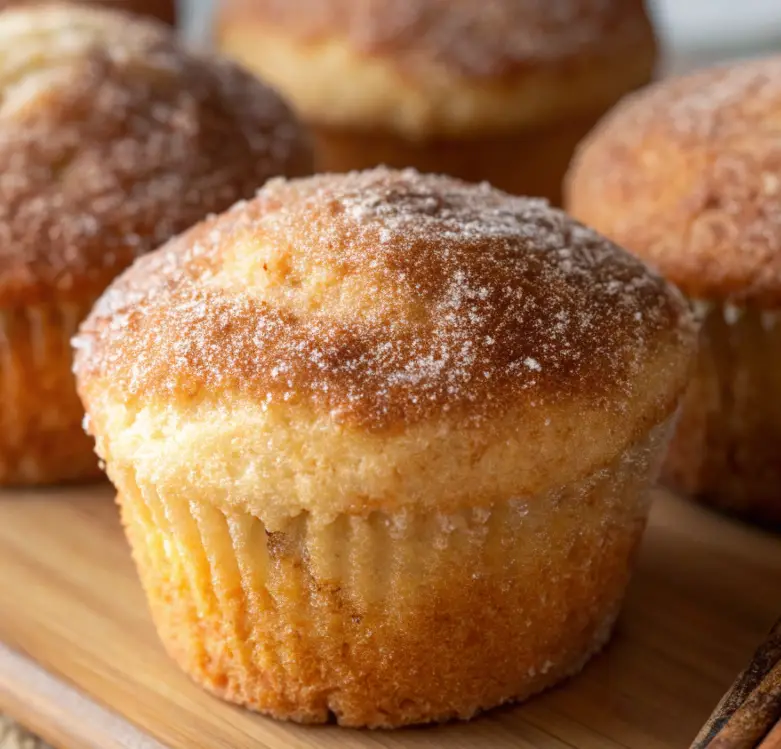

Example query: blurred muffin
[0,0,176,24]
[567,56,781,525]
[74,168,695,727]
[0,3,312,485]
[215,0,657,203]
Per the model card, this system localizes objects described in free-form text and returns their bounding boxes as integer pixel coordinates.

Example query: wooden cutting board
[0,487,779,749]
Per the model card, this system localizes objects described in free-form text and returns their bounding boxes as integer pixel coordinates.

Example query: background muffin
[0,0,176,24]
[566,55,781,525]
[74,168,695,727]
[0,3,312,485]
[216,0,657,203]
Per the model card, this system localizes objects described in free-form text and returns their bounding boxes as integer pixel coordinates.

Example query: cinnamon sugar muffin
[74,168,695,727]
[0,0,176,24]
[216,0,657,203]
[567,56,781,525]
[0,3,311,485]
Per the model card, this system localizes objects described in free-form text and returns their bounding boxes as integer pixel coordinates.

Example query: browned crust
[74,168,695,431]
[0,3,312,308]
[0,0,176,24]
[566,55,781,307]
[216,0,656,81]
[161,572,623,728]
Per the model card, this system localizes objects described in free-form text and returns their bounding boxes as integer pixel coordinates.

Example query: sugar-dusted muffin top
[0,3,312,307]
[567,55,781,307]
[217,0,656,137]
[75,167,693,431]
[224,0,655,79]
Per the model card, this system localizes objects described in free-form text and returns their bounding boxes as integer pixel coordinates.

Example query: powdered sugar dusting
[567,55,781,306]
[611,56,781,143]
[249,0,654,78]
[75,168,692,429]
[0,3,311,306]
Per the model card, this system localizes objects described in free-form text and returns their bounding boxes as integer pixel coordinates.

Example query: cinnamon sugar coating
[0,3,312,307]
[75,168,694,430]
[223,0,655,79]
[567,55,781,307]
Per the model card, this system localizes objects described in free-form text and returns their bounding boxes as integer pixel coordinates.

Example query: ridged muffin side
[117,418,670,727]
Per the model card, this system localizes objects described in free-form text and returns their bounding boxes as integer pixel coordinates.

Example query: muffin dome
[75,168,693,523]
[74,168,695,727]
[567,56,781,307]
[217,0,657,138]
[217,0,656,202]
[0,2,311,308]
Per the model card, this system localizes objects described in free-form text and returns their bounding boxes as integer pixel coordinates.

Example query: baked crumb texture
[76,169,696,726]
[0,2,312,485]
[216,0,656,202]
[567,56,781,524]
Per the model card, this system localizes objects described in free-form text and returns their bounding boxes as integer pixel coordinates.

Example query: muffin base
[663,305,781,526]
[311,114,606,205]
[0,303,101,485]
[118,419,671,728]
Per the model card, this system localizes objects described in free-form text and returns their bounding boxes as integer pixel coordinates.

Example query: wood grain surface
[0,487,779,749]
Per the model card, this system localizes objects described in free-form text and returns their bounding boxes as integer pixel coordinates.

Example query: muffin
[566,56,781,525]
[74,168,695,727]
[0,0,176,24]
[215,0,657,203]
[0,3,312,485]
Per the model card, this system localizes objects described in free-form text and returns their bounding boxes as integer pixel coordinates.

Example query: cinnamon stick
[758,719,781,749]
[692,618,781,749]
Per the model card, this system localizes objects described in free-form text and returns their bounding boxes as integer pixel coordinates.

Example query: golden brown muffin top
[75,168,694,432]
[223,0,654,79]
[0,3,311,308]
[567,55,781,307]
